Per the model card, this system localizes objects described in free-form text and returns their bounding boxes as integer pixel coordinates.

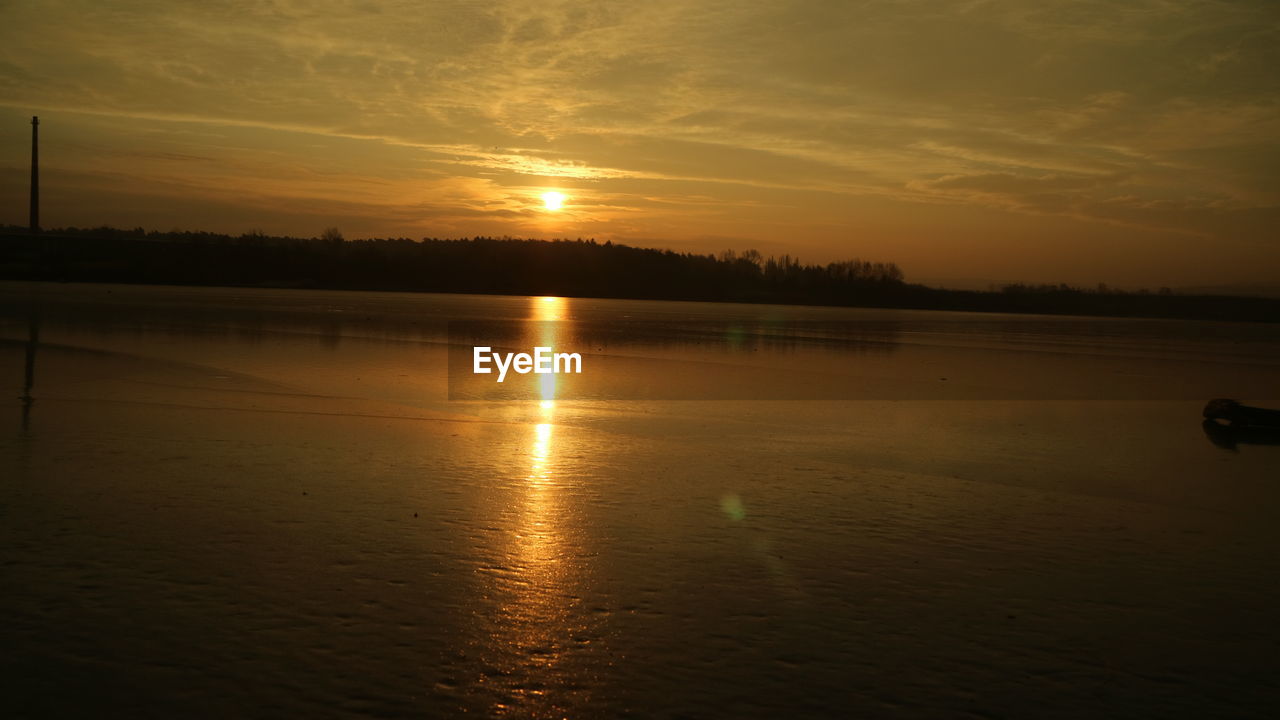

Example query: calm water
[2,282,1279,718]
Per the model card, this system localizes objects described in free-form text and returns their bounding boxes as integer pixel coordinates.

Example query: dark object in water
[1203,399,1280,428]
[1202,419,1280,451]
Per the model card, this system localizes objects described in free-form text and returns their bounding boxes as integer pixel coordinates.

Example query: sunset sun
[541,191,565,211]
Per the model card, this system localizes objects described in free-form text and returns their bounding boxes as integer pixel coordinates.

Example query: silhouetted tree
[2,224,1277,322]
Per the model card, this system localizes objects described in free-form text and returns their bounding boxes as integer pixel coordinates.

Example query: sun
[541,191,565,211]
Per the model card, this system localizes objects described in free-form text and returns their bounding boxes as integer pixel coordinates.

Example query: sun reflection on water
[532,297,566,404]
[534,296,566,321]
[483,296,591,716]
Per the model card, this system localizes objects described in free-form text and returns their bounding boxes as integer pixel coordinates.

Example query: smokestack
[30,116,40,233]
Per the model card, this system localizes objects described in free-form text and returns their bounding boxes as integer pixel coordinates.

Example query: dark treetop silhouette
[2,225,1277,323]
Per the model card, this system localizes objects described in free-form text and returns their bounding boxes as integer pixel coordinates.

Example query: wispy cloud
[1,0,1277,284]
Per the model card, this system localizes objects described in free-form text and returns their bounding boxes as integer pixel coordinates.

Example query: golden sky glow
[1,1,1278,287]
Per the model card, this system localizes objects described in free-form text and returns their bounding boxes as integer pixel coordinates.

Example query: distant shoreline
[3,228,1278,323]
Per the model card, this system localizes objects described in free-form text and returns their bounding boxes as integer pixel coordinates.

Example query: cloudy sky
[1,0,1277,287]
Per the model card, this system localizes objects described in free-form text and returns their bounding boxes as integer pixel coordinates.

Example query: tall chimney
[30,116,40,233]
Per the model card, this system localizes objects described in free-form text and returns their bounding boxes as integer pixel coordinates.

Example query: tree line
[1,225,1276,322]
[0,226,908,304]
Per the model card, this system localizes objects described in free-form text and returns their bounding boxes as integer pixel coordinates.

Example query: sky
[1,0,1277,288]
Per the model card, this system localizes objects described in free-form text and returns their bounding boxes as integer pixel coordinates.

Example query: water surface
[2,282,1278,718]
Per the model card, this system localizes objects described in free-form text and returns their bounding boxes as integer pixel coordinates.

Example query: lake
[2,281,1278,718]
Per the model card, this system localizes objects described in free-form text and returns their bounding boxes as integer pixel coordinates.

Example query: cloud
[0,0,1277,284]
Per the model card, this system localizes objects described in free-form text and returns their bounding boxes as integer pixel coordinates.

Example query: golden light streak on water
[485,303,589,716]
[533,296,566,321]
[530,296,567,404]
